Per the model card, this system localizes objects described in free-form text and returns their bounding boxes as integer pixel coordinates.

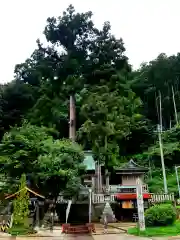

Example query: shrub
[13,174,30,227]
[145,204,176,227]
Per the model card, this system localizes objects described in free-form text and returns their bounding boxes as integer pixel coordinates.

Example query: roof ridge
[129,159,143,168]
[119,159,147,170]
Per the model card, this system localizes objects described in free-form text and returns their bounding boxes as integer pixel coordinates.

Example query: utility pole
[158,126,168,194]
[69,95,76,141]
[158,91,168,194]
[172,86,178,125]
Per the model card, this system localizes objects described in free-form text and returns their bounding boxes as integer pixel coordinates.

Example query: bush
[145,204,176,227]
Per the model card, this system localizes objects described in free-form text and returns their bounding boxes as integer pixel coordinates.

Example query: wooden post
[89,189,92,223]
[92,176,95,190]
[69,95,76,141]
[36,201,39,229]
[50,212,53,232]
[105,170,109,192]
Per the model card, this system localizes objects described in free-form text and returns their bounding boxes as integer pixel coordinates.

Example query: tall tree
[79,65,143,167]
[14,5,130,140]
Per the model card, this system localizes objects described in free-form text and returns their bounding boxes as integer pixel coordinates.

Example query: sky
[0,0,180,83]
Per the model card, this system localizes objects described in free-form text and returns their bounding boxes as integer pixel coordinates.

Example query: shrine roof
[114,159,148,172]
[83,151,95,171]
[83,153,148,172]
[5,187,45,200]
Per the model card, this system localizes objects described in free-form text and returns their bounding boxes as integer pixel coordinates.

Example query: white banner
[136,178,145,231]
[66,200,72,223]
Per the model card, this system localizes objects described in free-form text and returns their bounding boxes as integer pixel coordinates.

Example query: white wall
[122,175,143,185]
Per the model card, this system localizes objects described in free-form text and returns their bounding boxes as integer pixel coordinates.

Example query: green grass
[8,225,36,236]
[128,221,180,237]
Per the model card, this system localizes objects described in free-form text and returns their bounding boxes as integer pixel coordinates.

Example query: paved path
[0,234,150,240]
[0,234,148,240]
[93,234,150,240]
[0,234,178,240]
[15,236,93,240]
[0,231,179,240]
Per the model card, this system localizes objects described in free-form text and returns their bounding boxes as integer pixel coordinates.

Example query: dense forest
[0,5,180,197]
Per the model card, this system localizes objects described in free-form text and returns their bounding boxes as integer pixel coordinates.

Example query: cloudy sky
[0,0,180,83]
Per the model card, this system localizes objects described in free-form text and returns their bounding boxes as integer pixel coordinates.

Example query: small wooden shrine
[113,159,151,221]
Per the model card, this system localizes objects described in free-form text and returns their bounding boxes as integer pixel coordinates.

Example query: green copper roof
[83,151,95,170]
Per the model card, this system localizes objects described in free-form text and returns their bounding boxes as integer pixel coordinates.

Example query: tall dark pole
[69,95,76,141]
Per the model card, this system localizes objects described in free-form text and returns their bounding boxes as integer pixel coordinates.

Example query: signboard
[136,178,145,231]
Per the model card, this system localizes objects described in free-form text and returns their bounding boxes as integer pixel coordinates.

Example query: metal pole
[175,166,180,198]
[172,86,178,125]
[158,91,168,194]
[158,127,168,194]
[159,91,163,132]
[89,189,92,223]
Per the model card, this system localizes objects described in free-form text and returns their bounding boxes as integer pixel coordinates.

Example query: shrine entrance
[112,202,138,222]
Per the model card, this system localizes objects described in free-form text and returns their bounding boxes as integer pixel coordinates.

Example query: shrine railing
[95,184,149,194]
[150,193,174,203]
[56,192,175,204]
[92,193,175,204]
[92,193,115,203]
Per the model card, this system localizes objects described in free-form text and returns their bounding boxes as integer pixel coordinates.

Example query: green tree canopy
[78,64,144,167]
[0,123,85,198]
[132,53,180,128]
[0,80,37,140]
